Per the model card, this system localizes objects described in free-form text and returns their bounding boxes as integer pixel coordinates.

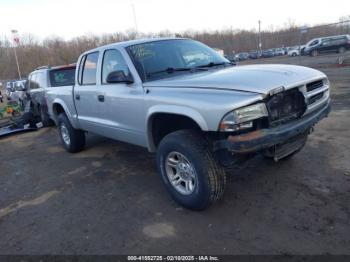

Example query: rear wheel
[157,130,226,210]
[57,113,85,153]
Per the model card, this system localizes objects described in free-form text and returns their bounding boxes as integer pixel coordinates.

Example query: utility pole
[258,20,262,54]
[11,29,21,80]
[131,4,138,38]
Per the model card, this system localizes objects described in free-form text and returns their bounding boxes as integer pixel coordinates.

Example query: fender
[146,105,209,152]
[51,98,80,129]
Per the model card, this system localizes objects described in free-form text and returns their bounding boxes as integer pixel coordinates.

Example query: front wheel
[57,113,85,153]
[156,130,226,210]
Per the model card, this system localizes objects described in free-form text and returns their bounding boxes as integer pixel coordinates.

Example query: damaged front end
[213,79,331,166]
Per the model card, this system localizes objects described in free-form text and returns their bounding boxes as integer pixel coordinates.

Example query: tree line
[1,18,349,80]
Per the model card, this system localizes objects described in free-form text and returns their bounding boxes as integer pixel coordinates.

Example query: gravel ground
[0,54,349,255]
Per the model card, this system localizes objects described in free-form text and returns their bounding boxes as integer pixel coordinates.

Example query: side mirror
[106,70,134,84]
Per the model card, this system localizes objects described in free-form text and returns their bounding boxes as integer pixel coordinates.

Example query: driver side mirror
[106,70,134,84]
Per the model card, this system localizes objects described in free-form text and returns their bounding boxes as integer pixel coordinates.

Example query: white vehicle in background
[288,46,305,57]
[10,80,28,109]
[288,48,300,57]
[274,48,285,56]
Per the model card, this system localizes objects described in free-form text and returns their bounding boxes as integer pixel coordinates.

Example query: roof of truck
[85,37,188,53]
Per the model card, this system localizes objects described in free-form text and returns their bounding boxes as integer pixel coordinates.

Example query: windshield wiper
[147,67,207,77]
[195,61,234,68]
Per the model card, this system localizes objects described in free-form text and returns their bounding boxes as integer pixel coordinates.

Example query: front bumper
[214,101,331,153]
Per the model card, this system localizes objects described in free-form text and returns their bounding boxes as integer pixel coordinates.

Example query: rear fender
[51,98,79,129]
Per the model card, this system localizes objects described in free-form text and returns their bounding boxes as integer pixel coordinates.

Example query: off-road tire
[156,130,226,210]
[57,113,85,153]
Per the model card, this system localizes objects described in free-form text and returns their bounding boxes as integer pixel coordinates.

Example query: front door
[94,48,146,147]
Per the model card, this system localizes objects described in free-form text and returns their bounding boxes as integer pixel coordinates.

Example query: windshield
[126,39,230,81]
[49,67,75,87]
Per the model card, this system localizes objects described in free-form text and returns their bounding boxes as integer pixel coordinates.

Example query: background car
[249,51,260,59]
[288,47,301,56]
[9,80,28,109]
[5,81,16,99]
[224,54,236,63]
[304,34,350,56]
[234,52,250,61]
[27,64,76,126]
[261,49,275,58]
[274,48,285,56]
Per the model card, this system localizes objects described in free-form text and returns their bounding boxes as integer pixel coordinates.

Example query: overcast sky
[0,0,349,40]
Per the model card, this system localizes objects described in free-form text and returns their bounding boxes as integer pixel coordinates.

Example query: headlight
[219,103,268,132]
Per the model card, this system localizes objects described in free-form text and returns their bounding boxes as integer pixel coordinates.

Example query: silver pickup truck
[46,38,331,210]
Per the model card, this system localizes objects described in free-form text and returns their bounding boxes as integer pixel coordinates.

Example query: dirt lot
[0,54,349,255]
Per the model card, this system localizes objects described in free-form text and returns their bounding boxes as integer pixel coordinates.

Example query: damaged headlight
[219,103,268,132]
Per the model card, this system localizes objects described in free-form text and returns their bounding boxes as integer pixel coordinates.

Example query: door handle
[98,95,105,102]
[75,94,80,100]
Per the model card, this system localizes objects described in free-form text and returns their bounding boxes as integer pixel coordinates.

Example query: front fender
[146,105,209,151]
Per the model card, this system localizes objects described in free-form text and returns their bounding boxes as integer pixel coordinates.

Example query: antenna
[132,4,138,37]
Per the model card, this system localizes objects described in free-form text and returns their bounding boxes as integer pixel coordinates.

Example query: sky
[0,0,349,40]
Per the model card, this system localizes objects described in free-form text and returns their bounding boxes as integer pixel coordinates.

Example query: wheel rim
[165,151,197,195]
[60,124,70,146]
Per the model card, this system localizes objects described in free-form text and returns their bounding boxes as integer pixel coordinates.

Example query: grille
[266,88,307,127]
[308,92,324,105]
[306,80,323,92]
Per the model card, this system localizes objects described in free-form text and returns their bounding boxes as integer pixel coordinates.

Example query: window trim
[80,51,99,86]
[78,55,86,85]
[100,48,130,85]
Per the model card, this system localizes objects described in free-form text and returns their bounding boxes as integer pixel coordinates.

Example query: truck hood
[144,64,326,95]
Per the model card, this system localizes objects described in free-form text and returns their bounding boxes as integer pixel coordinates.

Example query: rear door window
[82,52,99,85]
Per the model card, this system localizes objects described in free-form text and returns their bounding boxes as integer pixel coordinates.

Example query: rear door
[73,51,101,132]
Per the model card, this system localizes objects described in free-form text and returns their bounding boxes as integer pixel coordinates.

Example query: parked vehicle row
[231,34,350,61]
